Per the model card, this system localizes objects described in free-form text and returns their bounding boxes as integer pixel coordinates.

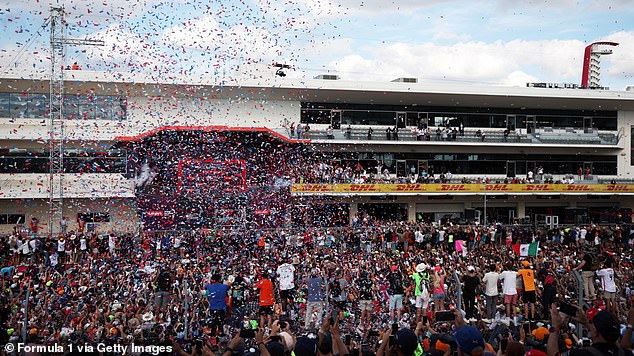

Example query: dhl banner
[291,183,634,194]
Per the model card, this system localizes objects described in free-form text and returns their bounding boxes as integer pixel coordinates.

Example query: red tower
[581,41,618,88]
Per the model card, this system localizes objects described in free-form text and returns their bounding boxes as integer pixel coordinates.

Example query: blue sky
[1,0,633,89]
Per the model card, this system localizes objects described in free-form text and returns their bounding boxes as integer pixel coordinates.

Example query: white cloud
[83,24,170,74]
[601,31,634,78]
[326,38,587,86]
[161,16,284,66]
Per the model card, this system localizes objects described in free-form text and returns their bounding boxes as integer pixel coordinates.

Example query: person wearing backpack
[411,263,430,323]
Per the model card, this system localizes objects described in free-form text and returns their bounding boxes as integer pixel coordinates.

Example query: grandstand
[1,70,634,234]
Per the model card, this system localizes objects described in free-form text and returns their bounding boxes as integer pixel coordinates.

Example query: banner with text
[291,183,634,194]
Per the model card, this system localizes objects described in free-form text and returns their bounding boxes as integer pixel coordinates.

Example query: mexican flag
[511,242,539,257]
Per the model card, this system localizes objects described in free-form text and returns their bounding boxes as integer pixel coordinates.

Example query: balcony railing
[305,127,619,145]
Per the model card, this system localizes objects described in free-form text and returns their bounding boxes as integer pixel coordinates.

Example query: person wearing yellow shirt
[517,260,537,321]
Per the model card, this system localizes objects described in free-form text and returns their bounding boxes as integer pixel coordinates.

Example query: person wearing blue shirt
[205,273,231,336]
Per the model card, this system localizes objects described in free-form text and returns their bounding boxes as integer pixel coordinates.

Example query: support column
[349,202,358,225]
[408,202,416,222]
[516,200,526,219]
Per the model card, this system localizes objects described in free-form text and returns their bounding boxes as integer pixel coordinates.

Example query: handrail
[616,126,625,144]
[453,271,462,313]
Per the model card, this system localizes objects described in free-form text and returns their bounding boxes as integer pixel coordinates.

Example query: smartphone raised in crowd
[240,329,256,338]
[558,302,577,317]
[435,311,456,322]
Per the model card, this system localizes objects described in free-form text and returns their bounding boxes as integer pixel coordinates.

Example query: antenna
[48,7,104,236]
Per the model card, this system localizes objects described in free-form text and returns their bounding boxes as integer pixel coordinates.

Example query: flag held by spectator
[512,242,539,256]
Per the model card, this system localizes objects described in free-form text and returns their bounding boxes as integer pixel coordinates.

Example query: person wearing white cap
[411,263,430,323]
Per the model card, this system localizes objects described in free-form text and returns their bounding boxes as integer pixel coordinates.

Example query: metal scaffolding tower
[48,7,103,236]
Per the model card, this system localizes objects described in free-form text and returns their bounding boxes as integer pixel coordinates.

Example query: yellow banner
[291,183,634,194]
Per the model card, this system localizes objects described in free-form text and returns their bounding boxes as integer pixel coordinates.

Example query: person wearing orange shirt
[255,272,275,328]
[517,260,537,321]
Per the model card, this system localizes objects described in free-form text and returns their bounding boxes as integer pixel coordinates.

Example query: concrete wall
[617,110,634,178]
[0,198,139,235]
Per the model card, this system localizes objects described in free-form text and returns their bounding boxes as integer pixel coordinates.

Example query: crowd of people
[1,219,633,356]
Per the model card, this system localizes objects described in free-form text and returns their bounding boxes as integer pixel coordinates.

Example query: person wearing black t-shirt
[573,252,596,300]
[462,266,480,320]
[154,268,173,312]
[388,266,405,322]
[357,272,375,331]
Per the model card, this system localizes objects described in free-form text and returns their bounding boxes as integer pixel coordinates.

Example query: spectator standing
[482,264,499,320]
[431,267,446,312]
[573,251,597,300]
[205,273,231,336]
[304,268,325,331]
[357,271,376,330]
[499,263,518,321]
[595,260,617,314]
[155,267,173,313]
[388,265,405,322]
[255,272,275,328]
[411,263,430,323]
[229,275,248,328]
[462,266,480,320]
[277,260,296,316]
[517,261,537,321]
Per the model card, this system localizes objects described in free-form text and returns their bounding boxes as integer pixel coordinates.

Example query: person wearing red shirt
[255,272,275,328]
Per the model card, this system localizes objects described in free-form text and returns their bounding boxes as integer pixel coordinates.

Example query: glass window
[0,93,10,117]
[95,96,112,120]
[64,94,79,119]
[10,93,28,118]
[26,93,48,118]
[77,95,94,120]
[7,214,26,224]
